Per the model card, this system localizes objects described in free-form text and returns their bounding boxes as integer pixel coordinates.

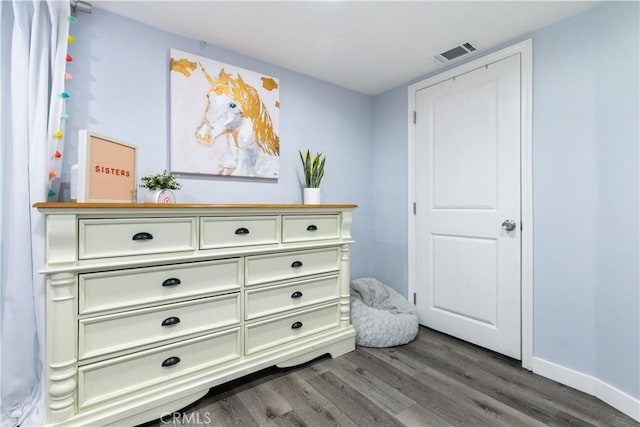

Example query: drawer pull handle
[161,356,181,367]
[162,278,181,287]
[161,316,181,327]
[306,225,318,232]
[291,291,303,299]
[291,261,303,268]
[291,321,303,329]
[235,227,250,235]
[132,232,153,241]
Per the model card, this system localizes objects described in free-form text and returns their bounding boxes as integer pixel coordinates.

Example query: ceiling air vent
[433,42,478,63]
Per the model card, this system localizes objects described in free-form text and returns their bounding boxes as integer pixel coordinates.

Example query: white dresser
[34,203,357,426]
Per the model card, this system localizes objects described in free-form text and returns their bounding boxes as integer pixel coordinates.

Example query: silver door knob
[502,219,517,231]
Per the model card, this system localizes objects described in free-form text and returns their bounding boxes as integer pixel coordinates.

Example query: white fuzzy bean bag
[350,277,419,347]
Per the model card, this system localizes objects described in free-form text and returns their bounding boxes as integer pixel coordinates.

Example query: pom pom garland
[48,14,79,199]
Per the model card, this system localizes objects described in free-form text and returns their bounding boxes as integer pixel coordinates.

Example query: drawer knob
[291,291,303,299]
[291,321,303,329]
[162,278,181,287]
[235,227,250,235]
[161,356,181,367]
[161,316,181,327]
[132,232,153,241]
[291,261,303,268]
[306,224,318,232]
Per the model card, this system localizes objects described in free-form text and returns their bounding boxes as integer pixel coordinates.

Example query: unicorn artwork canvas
[169,49,280,178]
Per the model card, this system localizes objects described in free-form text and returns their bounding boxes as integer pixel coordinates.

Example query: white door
[414,54,521,359]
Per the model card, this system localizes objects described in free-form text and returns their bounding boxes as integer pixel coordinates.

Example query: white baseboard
[531,357,640,422]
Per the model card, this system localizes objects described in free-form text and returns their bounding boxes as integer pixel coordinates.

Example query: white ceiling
[94,1,598,95]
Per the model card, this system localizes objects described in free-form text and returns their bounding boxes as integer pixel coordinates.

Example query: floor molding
[531,357,640,422]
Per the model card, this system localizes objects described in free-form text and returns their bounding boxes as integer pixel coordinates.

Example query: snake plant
[299,149,326,188]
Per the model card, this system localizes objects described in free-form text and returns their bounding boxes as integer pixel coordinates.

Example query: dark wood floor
[141,327,638,427]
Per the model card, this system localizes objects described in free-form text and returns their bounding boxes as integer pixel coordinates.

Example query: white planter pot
[303,188,321,205]
[144,189,176,204]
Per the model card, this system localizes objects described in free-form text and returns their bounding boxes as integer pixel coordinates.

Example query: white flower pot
[303,188,321,205]
[144,189,176,204]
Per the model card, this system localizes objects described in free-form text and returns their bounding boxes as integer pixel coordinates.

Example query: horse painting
[170,49,279,178]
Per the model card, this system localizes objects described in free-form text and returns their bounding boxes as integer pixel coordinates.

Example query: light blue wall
[63,8,374,278]
[532,1,639,396]
[589,2,639,399]
[371,1,639,398]
[532,5,602,379]
[371,87,408,296]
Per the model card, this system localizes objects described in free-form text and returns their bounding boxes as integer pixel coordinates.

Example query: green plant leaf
[304,149,311,187]
[310,164,319,187]
[316,157,326,187]
[317,169,325,187]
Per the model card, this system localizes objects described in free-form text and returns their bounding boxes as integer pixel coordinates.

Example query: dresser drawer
[245,275,340,320]
[78,329,240,409]
[282,215,340,242]
[245,248,340,286]
[79,218,196,259]
[200,216,279,249]
[79,294,240,360]
[79,259,241,315]
[245,303,340,355]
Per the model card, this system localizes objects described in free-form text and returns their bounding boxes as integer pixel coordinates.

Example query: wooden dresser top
[34,202,358,209]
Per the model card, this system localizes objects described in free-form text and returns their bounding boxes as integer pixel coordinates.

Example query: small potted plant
[298,149,325,204]
[140,170,182,203]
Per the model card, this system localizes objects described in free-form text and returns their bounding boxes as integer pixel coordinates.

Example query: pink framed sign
[77,130,137,203]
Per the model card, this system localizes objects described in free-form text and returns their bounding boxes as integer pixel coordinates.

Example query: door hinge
[413,110,416,124]
[413,292,417,304]
[413,202,416,214]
